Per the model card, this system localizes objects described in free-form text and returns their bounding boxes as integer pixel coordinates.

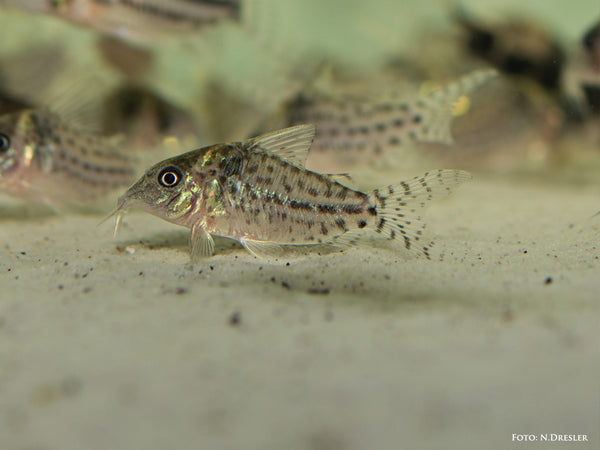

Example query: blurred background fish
[1,0,600,213]
[0,94,137,211]
[0,0,241,42]
[258,69,496,171]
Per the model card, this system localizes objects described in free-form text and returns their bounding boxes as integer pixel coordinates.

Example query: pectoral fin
[190,223,215,261]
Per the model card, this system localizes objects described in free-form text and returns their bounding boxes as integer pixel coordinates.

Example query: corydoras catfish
[111,125,470,260]
[280,70,497,159]
[0,108,135,209]
[0,0,240,41]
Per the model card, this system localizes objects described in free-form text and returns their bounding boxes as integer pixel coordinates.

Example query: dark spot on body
[290,200,312,211]
[335,190,348,201]
[341,204,363,214]
[317,204,337,214]
[335,218,346,231]
[320,222,329,235]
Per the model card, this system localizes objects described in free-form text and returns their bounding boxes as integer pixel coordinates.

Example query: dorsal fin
[247,124,315,168]
[48,77,112,134]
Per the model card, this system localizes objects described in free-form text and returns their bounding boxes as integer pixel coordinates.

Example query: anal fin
[240,238,284,259]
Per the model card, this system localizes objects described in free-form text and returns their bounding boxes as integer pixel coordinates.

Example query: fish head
[0,111,33,180]
[114,149,208,226]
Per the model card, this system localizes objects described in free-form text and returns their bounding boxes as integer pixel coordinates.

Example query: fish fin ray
[329,231,362,249]
[248,124,315,168]
[324,172,353,182]
[240,237,284,259]
[370,169,472,259]
[190,223,215,261]
[49,77,111,134]
[417,69,498,145]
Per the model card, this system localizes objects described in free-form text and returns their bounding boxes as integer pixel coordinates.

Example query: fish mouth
[98,194,132,238]
[99,176,147,237]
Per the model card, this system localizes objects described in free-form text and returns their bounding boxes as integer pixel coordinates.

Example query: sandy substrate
[0,172,598,450]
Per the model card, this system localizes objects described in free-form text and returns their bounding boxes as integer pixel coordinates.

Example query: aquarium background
[0,1,598,449]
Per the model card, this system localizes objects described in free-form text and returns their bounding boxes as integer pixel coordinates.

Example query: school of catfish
[1,1,599,260]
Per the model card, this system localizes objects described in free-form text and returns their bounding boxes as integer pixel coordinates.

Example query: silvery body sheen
[113,125,470,260]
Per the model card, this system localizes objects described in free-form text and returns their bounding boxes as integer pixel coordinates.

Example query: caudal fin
[416,69,497,145]
[370,169,472,259]
[292,69,497,157]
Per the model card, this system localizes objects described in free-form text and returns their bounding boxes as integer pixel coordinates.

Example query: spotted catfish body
[113,125,470,260]
[0,109,135,209]
[0,0,240,41]
[284,70,496,158]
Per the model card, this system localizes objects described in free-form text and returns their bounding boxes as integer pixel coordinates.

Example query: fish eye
[158,166,183,187]
[0,132,10,153]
